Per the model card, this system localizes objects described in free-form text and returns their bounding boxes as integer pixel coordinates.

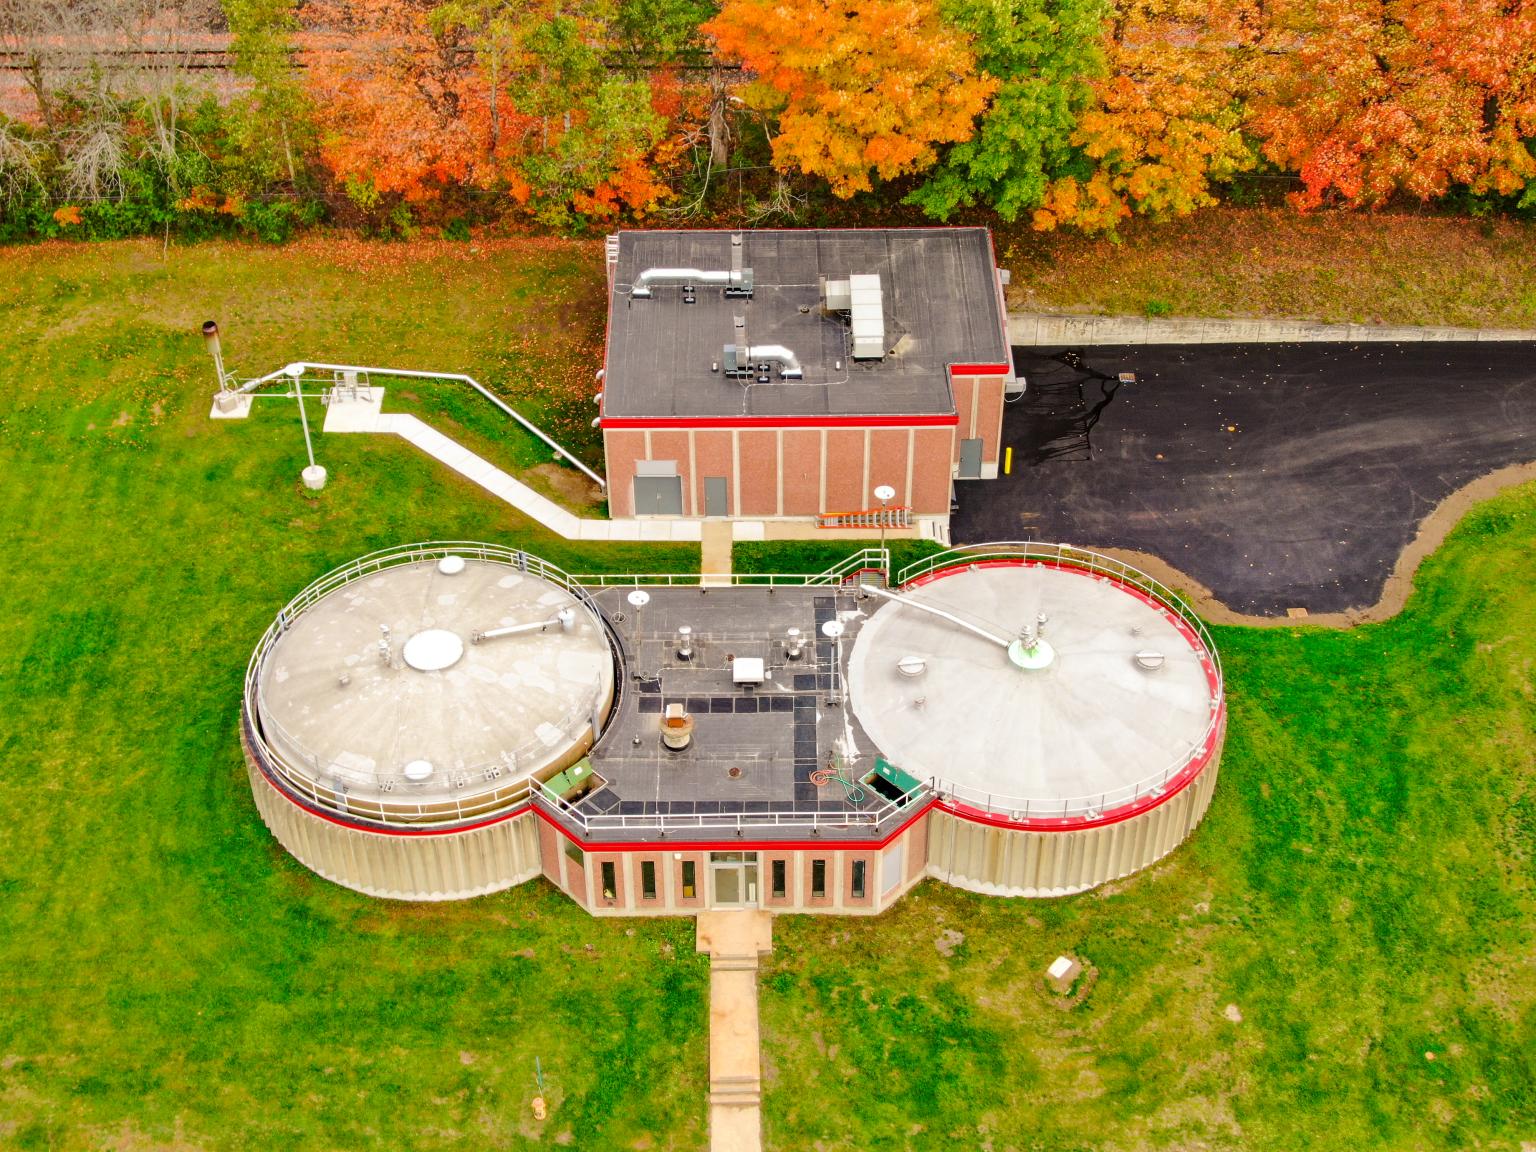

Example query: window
[641,860,657,900]
[563,840,584,866]
[851,859,866,899]
[601,861,616,901]
[681,861,697,899]
[771,859,786,899]
[811,859,827,899]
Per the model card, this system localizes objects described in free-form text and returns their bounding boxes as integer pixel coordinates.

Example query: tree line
[2,0,1534,242]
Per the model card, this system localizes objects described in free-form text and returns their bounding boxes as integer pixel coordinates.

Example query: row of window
[568,848,866,902]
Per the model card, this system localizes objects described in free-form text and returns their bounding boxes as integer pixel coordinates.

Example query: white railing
[243,542,618,828]
[231,360,607,489]
[896,541,1225,822]
[533,774,926,837]
[243,541,920,835]
[574,547,889,589]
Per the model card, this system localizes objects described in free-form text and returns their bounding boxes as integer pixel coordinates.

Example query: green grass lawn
[2,238,1533,1151]
[1000,208,1536,328]
[759,484,1536,1150]
[0,240,703,1151]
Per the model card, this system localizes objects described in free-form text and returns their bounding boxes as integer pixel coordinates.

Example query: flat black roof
[601,228,1009,421]
[561,587,920,844]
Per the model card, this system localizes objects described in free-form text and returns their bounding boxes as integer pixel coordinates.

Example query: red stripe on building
[600,413,959,430]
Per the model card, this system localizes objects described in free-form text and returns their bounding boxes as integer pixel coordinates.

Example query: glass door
[709,852,759,907]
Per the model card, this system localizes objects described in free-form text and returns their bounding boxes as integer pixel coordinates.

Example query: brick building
[598,228,1014,537]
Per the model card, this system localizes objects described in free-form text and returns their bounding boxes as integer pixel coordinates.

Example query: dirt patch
[935,928,965,957]
[527,462,604,509]
[111,410,131,426]
[1224,1004,1243,1023]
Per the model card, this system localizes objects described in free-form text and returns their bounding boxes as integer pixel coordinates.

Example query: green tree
[909,0,1108,221]
[223,0,311,185]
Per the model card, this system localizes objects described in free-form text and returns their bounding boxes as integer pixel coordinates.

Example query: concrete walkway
[1009,311,1536,347]
[701,521,734,587]
[697,910,774,1152]
[319,390,702,542]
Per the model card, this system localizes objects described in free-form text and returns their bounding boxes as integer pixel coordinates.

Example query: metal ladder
[816,506,913,530]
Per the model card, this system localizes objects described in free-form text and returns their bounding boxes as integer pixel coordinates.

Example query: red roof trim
[601,414,959,430]
[949,363,1009,376]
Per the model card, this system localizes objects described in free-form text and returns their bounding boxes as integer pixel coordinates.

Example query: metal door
[958,437,984,479]
[704,476,728,517]
[633,475,683,515]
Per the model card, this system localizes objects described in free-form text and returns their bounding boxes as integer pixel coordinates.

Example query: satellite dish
[821,620,844,639]
[627,589,651,609]
[874,484,896,502]
[437,555,466,575]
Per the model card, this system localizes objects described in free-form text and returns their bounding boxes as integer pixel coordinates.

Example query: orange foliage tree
[703,0,998,198]
[303,0,486,205]
[1251,0,1536,209]
[1033,0,1258,232]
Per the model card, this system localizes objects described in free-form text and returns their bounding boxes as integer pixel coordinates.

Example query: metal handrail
[893,541,1225,822]
[574,547,889,589]
[243,542,920,835]
[243,542,615,827]
[231,360,607,489]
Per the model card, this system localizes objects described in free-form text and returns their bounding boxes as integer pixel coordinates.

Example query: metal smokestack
[202,320,226,387]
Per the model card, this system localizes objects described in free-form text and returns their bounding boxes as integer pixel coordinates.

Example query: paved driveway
[952,343,1536,616]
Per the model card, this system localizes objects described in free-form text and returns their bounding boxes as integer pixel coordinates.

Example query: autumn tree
[303,0,484,205]
[430,0,668,222]
[703,0,998,198]
[1251,0,1536,210]
[908,0,1108,221]
[1033,0,1258,232]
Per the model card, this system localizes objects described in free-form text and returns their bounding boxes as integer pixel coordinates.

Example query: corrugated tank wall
[925,750,1222,898]
[248,761,543,901]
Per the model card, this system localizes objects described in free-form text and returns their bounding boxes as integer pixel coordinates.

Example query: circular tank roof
[256,555,614,815]
[848,564,1218,816]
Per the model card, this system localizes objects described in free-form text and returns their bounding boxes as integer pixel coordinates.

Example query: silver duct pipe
[631,267,751,297]
[858,584,1010,649]
[744,344,803,379]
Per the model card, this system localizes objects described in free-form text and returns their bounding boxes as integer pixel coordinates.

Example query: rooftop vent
[820,274,885,360]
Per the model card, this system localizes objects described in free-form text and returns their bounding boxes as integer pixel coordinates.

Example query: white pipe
[233,362,606,490]
[474,608,575,643]
[858,584,1011,649]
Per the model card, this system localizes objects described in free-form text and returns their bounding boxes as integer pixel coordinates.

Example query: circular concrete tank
[242,544,616,900]
[849,550,1224,897]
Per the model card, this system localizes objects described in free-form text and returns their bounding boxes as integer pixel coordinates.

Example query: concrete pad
[668,521,704,542]
[697,909,774,959]
[209,393,254,420]
[732,521,766,542]
[321,389,385,432]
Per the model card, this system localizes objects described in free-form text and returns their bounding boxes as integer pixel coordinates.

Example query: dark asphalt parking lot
[952,343,1536,616]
